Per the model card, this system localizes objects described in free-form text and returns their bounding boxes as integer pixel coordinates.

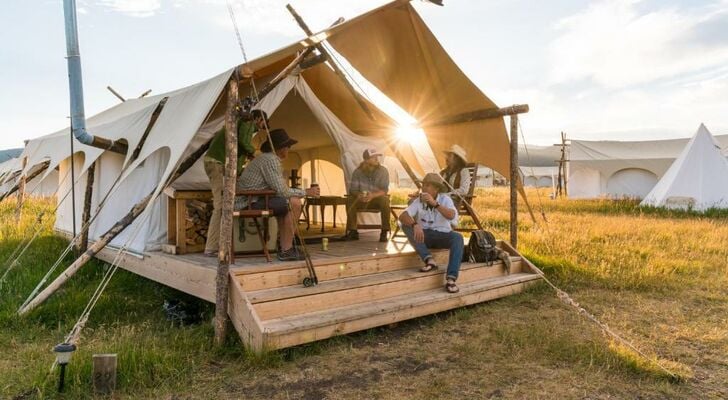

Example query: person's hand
[413,224,424,243]
[306,186,320,198]
[420,192,436,206]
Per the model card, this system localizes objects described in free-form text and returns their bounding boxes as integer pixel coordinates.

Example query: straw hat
[444,144,468,163]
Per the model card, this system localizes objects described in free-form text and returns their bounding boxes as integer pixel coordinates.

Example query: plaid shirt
[236,152,304,208]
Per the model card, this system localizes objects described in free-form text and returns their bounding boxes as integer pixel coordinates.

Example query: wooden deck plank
[262,274,541,349]
[253,260,524,320]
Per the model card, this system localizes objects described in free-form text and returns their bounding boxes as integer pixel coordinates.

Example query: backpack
[467,230,499,265]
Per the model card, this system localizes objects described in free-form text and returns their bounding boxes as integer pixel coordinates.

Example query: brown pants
[204,158,224,253]
[346,195,391,232]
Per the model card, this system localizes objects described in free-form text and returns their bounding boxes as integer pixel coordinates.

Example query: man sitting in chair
[237,129,320,261]
[399,173,463,294]
[345,148,391,242]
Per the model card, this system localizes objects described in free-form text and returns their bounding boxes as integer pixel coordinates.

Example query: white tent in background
[641,124,728,211]
[520,166,557,188]
[569,133,728,199]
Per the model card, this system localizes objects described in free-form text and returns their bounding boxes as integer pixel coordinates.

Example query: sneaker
[277,247,306,261]
[379,231,390,242]
[344,230,359,241]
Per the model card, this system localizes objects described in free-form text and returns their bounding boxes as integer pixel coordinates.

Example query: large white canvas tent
[7,1,513,254]
[568,132,728,199]
[641,124,728,211]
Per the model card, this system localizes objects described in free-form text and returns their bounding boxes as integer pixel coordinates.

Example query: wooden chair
[350,195,391,231]
[232,189,277,263]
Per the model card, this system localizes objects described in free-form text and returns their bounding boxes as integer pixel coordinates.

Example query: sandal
[420,258,438,272]
[445,280,459,293]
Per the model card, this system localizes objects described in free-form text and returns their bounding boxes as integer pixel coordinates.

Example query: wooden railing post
[510,114,518,248]
[214,76,239,346]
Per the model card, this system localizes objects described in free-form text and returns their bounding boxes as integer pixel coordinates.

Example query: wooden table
[164,187,212,255]
[303,196,348,233]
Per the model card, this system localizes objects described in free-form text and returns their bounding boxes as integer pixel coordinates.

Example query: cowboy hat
[444,144,468,163]
[422,172,447,192]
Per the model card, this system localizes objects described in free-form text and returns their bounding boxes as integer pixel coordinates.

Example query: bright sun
[395,123,426,144]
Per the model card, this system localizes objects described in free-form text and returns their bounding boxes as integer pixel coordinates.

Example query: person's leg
[289,197,302,225]
[345,196,359,233]
[402,224,433,263]
[370,196,391,239]
[204,159,223,254]
[424,230,464,281]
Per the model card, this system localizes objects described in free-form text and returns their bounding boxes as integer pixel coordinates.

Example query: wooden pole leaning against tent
[0,160,50,203]
[15,157,28,223]
[17,109,210,317]
[79,162,95,253]
[214,76,238,346]
[286,4,376,122]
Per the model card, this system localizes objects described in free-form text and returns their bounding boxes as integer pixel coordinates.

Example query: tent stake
[214,77,239,346]
[17,132,215,315]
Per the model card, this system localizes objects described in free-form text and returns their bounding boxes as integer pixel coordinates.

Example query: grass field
[1,188,727,399]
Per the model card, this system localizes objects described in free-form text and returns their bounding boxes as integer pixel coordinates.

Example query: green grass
[1,189,727,399]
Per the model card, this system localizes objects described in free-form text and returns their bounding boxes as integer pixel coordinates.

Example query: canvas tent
[640,124,728,211]
[520,166,557,188]
[7,0,512,254]
[568,132,728,199]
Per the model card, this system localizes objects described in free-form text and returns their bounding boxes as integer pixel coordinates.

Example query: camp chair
[232,189,276,263]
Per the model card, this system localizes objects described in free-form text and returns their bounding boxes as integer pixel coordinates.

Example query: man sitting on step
[237,129,320,261]
[398,173,463,293]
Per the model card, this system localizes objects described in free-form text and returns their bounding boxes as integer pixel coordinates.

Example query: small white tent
[641,124,728,211]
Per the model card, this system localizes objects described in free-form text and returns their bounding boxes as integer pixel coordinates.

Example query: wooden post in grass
[18,135,215,315]
[15,156,28,223]
[509,114,519,248]
[79,162,95,253]
[214,76,239,346]
[92,354,117,394]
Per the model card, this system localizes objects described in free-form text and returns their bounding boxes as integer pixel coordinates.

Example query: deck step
[249,259,524,320]
[261,272,540,349]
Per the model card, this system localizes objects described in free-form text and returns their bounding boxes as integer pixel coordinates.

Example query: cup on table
[309,182,320,198]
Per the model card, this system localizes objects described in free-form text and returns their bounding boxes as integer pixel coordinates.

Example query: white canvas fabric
[641,124,728,211]
[569,133,728,199]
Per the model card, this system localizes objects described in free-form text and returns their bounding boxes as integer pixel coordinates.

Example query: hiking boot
[277,247,306,261]
[379,231,390,242]
[344,230,359,241]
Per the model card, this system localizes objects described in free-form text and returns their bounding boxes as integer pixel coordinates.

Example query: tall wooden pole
[509,115,518,248]
[15,157,28,223]
[79,162,95,253]
[214,77,239,346]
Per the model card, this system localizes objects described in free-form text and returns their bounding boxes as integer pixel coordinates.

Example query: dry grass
[1,189,727,399]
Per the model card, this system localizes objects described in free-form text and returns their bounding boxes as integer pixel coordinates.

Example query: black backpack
[467,230,499,264]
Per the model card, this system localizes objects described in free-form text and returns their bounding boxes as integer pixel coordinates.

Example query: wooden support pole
[106,86,126,102]
[420,104,530,129]
[79,162,95,253]
[18,134,215,315]
[286,4,376,121]
[214,77,239,346]
[0,161,50,203]
[15,157,28,223]
[387,143,422,189]
[510,114,518,248]
[92,354,117,395]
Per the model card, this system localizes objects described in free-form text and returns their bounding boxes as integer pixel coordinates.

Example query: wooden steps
[227,242,541,351]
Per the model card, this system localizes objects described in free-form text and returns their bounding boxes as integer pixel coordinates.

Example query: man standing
[399,173,463,293]
[238,129,320,261]
[203,109,268,257]
[345,148,390,242]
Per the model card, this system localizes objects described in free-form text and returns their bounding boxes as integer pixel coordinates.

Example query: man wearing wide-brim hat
[238,128,320,261]
[399,173,464,293]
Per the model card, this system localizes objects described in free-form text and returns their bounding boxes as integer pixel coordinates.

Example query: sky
[1,0,728,151]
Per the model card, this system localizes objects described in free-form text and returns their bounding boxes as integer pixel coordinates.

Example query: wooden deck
[96,231,542,351]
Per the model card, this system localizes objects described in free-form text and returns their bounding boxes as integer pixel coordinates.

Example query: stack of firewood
[185,199,213,246]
